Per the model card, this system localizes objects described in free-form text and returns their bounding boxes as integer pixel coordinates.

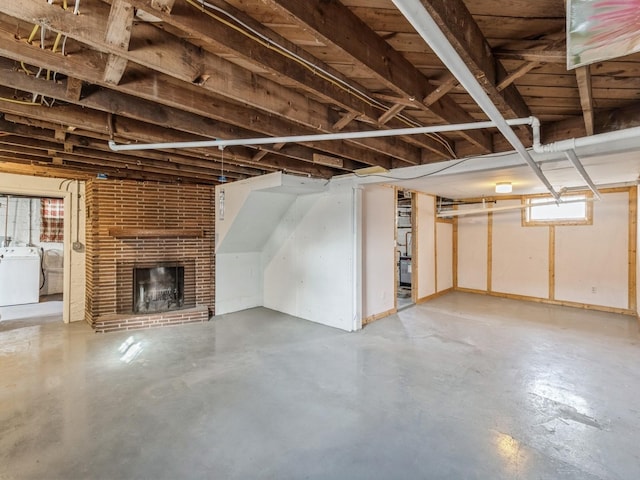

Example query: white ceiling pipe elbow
[533,122,640,154]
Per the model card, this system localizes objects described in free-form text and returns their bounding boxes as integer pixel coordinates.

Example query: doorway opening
[396,189,415,311]
[0,194,65,325]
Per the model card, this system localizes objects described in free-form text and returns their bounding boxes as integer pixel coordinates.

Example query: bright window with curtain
[40,198,64,242]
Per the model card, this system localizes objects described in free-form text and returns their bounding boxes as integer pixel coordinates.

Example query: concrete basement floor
[1,292,640,480]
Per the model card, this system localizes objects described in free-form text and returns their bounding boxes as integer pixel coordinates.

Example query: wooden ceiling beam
[496,62,541,92]
[262,0,492,153]
[424,74,459,107]
[0,117,266,177]
[0,159,94,181]
[0,134,247,181]
[496,35,566,93]
[1,1,420,165]
[378,104,406,126]
[412,0,531,142]
[65,76,83,101]
[0,105,340,178]
[0,150,220,184]
[494,49,566,63]
[0,28,389,172]
[126,0,451,159]
[0,141,231,183]
[575,66,595,136]
[103,0,134,85]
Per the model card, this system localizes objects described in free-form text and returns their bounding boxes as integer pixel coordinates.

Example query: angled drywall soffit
[215,173,328,254]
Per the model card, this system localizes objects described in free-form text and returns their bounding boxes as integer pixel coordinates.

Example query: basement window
[523,193,592,226]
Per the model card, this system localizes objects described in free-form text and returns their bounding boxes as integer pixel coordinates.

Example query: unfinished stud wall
[456,189,635,314]
[85,180,215,332]
[555,191,629,308]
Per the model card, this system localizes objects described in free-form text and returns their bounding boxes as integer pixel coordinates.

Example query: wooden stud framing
[575,65,595,136]
[454,189,638,316]
[452,212,458,289]
[629,186,637,312]
[433,195,438,295]
[411,191,418,304]
[487,211,493,292]
[549,225,555,301]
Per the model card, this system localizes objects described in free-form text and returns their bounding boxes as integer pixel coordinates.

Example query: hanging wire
[218,146,227,183]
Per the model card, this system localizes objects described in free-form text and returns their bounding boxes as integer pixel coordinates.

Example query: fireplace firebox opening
[133,264,185,313]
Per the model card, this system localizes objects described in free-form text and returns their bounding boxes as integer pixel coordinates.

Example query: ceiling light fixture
[495,182,512,194]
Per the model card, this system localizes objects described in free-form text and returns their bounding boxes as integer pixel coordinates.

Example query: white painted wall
[0,173,85,323]
[457,209,488,291]
[492,200,549,298]
[215,252,263,315]
[215,172,284,251]
[415,193,436,300]
[436,222,453,292]
[262,182,357,331]
[362,185,395,320]
[555,192,629,309]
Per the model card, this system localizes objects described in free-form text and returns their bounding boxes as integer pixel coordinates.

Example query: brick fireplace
[85,180,215,333]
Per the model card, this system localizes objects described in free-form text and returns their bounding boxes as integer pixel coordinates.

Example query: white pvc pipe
[532,117,640,154]
[437,196,595,218]
[108,117,535,152]
[390,0,559,200]
[565,149,601,200]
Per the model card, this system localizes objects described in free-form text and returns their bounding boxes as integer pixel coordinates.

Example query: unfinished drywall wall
[215,252,263,315]
[415,193,436,300]
[214,172,333,319]
[436,222,453,292]
[263,183,357,331]
[455,190,634,313]
[492,200,549,299]
[216,172,287,251]
[456,209,488,291]
[0,173,85,323]
[362,185,395,321]
[555,192,629,309]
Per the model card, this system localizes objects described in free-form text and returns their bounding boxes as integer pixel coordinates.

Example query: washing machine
[0,247,41,306]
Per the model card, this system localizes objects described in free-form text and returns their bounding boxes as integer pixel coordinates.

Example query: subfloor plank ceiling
[0,0,638,186]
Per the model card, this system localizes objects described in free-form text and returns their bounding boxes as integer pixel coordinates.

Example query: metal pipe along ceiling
[108,118,536,151]
[389,0,559,200]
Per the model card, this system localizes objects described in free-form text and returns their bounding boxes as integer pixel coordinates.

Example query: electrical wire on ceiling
[10,0,81,107]
[187,0,456,158]
[353,156,473,180]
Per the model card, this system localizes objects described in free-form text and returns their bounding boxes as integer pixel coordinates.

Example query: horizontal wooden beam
[263,0,492,153]
[1,1,418,166]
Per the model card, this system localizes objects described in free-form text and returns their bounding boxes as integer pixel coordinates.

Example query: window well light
[495,182,512,194]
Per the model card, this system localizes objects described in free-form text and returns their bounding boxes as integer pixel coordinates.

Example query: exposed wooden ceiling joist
[0,0,636,185]
[260,0,493,153]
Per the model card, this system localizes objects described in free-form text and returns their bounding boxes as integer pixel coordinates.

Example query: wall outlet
[592,286,597,294]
